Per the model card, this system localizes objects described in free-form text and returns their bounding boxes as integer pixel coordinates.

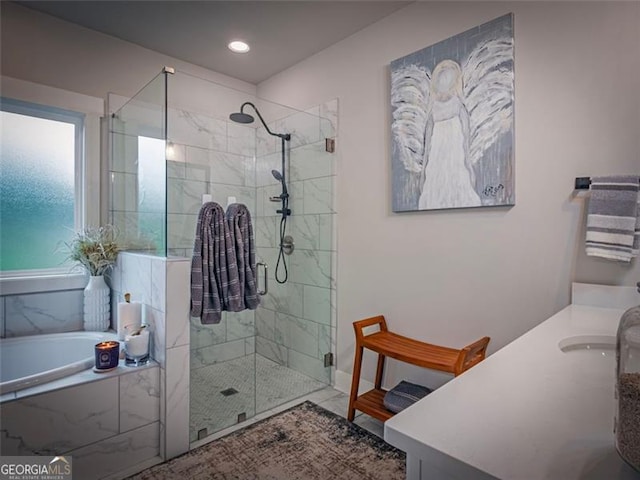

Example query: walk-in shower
[108,68,337,443]
[230,102,292,284]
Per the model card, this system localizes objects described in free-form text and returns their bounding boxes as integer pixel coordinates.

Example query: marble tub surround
[385,283,640,480]
[0,288,84,338]
[0,363,160,480]
[111,252,191,462]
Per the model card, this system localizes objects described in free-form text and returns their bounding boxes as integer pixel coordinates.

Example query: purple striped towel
[226,203,260,311]
[190,202,230,324]
[585,176,640,262]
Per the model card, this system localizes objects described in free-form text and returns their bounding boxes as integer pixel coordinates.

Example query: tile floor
[191,354,335,441]
[190,381,384,449]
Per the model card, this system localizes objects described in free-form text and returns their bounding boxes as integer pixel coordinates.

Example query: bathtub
[0,331,117,395]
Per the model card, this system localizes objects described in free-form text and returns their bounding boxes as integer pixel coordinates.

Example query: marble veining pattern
[226,310,256,340]
[168,109,226,151]
[274,109,320,150]
[0,378,119,455]
[289,215,320,250]
[256,125,276,157]
[167,178,208,215]
[167,213,198,249]
[190,339,246,369]
[288,349,330,383]
[290,250,332,288]
[276,313,319,357]
[289,142,334,182]
[255,307,276,341]
[227,122,256,157]
[303,285,331,325]
[254,217,277,248]
[190,315,226,350]
[166,260,190,348]
[145,307,166,367]
[165,345,190,459]
[209,184,255,210]
[303,177,333,214]
[120,368,161,433]
[256,336,288,365]
[150,257,166,314]
[167,160,187,179]
[70,422,160,480]
[260,281,304,318]
[4,290,83,337]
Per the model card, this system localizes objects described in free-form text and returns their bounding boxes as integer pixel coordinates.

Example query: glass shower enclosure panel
[166,72,260,440]
[108,69,341,442]
[109,72,167,255]
[253,106,336,415]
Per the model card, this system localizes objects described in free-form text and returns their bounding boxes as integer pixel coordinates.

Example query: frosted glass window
[0,100,83,272]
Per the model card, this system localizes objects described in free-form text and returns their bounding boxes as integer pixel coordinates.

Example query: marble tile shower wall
[254,99,338,385]
[165,108,256,258]
[164,108,258,369]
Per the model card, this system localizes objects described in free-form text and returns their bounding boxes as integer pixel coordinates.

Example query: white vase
[84,275,110,332]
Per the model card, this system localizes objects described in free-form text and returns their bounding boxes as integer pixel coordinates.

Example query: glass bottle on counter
[615,282,640,472]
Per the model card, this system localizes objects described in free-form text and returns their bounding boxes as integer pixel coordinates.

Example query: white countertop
[385,285,640,480]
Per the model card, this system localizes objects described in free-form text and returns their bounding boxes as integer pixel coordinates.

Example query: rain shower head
[229,102,291,141]
[229,111,254,124]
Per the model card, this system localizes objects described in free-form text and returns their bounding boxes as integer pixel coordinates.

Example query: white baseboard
[334,369,374,395]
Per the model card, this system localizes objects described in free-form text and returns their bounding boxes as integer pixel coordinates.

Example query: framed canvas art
[390,13,515,212]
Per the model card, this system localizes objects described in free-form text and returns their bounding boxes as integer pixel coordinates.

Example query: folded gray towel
[586,176,640,262]
[383,381,432,414]
[226,203,260,311]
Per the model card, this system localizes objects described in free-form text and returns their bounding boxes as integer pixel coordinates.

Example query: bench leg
[347,345,363,421]
[374,353,385,390]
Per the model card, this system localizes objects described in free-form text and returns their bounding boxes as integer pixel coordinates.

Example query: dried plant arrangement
[65,225,120,276]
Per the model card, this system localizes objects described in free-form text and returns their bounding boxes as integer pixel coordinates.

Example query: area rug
[129,401,405,480]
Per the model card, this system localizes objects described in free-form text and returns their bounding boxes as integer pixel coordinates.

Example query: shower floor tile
[190,353,326,441]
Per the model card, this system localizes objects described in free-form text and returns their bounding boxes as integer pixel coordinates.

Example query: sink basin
[558,335,616,355]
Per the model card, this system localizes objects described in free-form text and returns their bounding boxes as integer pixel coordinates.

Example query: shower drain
[220,388,239,396]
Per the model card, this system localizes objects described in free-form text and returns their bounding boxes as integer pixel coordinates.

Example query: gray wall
[257,2,640,388]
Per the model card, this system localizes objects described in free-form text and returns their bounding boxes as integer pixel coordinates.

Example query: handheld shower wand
[230,102,292,284]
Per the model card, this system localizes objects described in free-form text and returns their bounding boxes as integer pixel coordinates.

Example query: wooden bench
[347,315,490,422]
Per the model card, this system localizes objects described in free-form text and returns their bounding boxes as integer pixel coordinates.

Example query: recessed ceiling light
[228,41,250,54]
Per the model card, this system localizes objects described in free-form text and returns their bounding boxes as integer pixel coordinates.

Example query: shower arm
[239,102,291,141]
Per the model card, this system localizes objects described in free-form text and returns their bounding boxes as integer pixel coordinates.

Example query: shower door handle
[257,262,268,296]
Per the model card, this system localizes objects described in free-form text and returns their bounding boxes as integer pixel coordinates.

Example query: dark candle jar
[95,341,120,370]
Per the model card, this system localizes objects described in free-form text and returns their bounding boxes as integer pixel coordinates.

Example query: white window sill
[0,272,88,296]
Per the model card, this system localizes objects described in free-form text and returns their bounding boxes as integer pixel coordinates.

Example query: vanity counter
[384,284,640,479]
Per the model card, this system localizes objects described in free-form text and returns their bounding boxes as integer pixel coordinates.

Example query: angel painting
[391,14,515,211]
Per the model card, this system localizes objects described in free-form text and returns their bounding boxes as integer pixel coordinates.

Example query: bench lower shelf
[353,388,394,422]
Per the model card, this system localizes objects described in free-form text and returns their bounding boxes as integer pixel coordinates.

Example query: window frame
[0,97,85,278]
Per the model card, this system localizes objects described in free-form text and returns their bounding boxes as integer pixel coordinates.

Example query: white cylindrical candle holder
[117,295,142,341]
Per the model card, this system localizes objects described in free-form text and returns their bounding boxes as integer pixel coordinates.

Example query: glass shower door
[253,103,337,414]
